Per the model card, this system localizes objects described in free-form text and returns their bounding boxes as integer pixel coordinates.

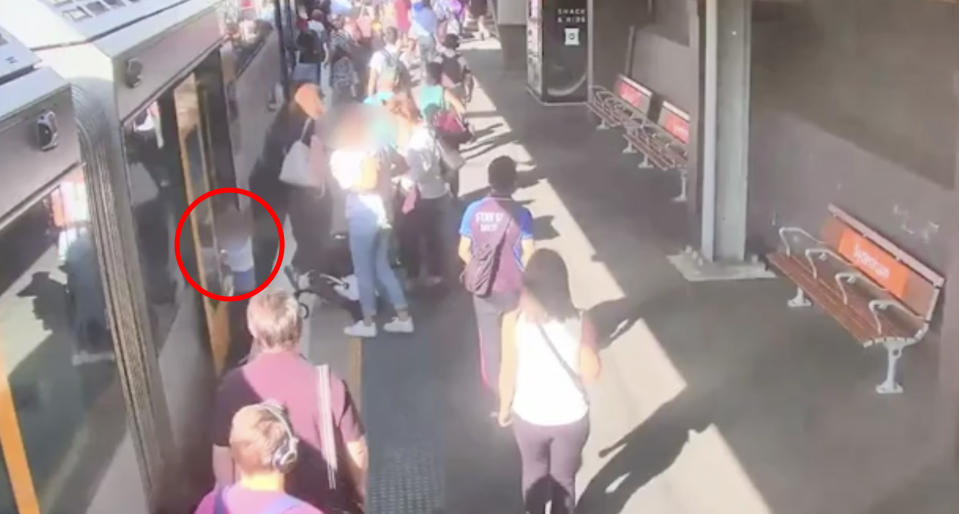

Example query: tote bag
[280,120,325,190]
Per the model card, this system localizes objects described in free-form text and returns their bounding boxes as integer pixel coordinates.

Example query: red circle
[174,187,284,302]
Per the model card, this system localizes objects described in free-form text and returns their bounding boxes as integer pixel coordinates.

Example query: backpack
[460,204,514,297]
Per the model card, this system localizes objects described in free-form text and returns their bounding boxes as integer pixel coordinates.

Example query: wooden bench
[767,205,944,394]
[586,74,654,131]
[622,99,691,202]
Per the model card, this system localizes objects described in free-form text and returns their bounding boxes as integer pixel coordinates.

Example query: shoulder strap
[259,494,304,514]
[299,119,313,143]
[534,322,589,405]
[316,364,339,489]
[213,486,229,514]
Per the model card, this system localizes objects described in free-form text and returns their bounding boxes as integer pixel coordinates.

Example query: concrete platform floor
[305,38,959,514]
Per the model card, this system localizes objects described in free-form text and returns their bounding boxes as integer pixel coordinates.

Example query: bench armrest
[778,227,820,257]
[868,300,926,339]
[804,247,847,279]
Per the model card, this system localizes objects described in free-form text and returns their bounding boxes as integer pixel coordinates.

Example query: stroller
[286,230,363,321]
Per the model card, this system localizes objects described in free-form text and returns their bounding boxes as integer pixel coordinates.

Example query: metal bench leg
[671,171,688,203]
[623,141,638,154]
[597,118,610,131]
[787,287,811,308]
[637,153,653,169]
[876,340,907,395]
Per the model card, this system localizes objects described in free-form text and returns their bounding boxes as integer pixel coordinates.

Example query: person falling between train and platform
[458,156,535,408]
[212,292,368,513]
[196,403,324,514]
[216,201,257,296]
[497,249,601,514]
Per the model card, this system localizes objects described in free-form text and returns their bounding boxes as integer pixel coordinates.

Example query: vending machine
[526,0,589,104]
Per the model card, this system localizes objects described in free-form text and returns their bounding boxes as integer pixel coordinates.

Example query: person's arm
[457,237,472,265]
[497,310,520,426]
[457,204,475,263]
[345,437,368,505]
[366,54,380,96]
[443,89,466,117]
[519,207,535,265]
[335,377,368,506]
[578,313,601,384]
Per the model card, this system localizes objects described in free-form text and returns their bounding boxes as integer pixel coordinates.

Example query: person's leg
[396,202,422,281]
[373,229,412,325]
[421,197,445,279]
[348,221,378,324]
[512,416,552,514]
[547,416,590,514]
[472,294,503,391]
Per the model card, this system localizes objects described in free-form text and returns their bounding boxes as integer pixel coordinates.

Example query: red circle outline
[174,187,284,302]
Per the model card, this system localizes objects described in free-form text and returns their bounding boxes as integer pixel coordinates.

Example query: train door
[172,73,233,374]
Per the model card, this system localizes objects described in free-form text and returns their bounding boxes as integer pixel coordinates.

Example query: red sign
[837,228,910,298]
[615,76,651,113]
[660,102,690,144]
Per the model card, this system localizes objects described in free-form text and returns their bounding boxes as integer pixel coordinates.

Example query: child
[216,202,256,295]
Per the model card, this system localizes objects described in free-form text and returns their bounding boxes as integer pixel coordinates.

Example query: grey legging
[512,414,590,514]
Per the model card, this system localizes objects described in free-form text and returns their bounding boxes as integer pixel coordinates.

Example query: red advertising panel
[659,101,690,144]
[615,75,652,114]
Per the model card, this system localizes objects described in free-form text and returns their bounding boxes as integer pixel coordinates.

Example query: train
[0,0,299,511]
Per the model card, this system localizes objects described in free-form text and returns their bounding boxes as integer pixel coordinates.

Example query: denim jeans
[348,219,408,319]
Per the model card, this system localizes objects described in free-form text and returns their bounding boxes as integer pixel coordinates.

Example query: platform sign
[527,0,589,104]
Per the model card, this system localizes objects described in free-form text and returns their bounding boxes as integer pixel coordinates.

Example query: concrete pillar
[939,70,959,459]
[670,0,767,280]
[703,0,750,262]
[494,0,526,71]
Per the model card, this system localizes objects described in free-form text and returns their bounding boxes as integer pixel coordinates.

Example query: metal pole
[700,0,718,261]
[587,0,594,90]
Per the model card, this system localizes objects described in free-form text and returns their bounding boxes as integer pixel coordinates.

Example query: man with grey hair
[212,291,368,513]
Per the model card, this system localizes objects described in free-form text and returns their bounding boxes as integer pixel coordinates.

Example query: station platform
[292,38,959,514]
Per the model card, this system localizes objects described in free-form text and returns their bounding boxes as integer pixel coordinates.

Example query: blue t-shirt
[459,196,534,294]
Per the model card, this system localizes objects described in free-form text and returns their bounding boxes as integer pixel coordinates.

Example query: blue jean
[348,220,408,318]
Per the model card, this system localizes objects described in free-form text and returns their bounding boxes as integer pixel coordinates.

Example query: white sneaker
[344,321,377,338]
[383,317,414,334]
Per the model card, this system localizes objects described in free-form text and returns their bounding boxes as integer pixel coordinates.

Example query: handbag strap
[316,365,338,488]
[534,320,589,405]
[299,119,314,144]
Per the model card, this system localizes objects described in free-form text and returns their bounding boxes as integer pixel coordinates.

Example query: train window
[122,99,194,351]
[218,0,276,73]
[0,168,131,513]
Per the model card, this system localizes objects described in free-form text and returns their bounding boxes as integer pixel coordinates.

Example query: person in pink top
[195,403,324,514]
[394,0,411,34]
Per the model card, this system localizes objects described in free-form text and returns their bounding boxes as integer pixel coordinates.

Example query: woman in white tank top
[498,249,601,514]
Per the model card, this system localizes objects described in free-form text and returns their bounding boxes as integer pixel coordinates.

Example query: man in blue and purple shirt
[458,156,535,399]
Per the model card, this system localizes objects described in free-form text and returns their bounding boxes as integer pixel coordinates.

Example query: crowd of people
[202,2,602,513]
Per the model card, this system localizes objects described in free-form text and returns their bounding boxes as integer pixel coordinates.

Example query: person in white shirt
[329,105,414,338]
[498,249,601,514]
[387,91,447,287]
[367,27,406,97]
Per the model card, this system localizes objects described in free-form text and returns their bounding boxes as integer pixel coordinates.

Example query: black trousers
[397,196,446,279]
[472,290,520,392]
[287,185,330,275]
